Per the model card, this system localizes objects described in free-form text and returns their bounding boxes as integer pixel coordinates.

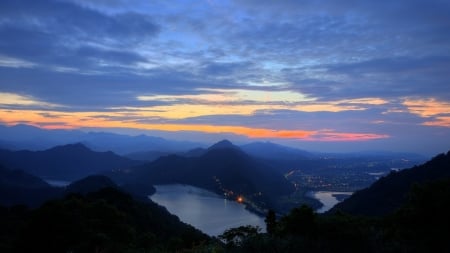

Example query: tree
[218,225,260,247]
[264,209,277,235]
[279,204,316,236]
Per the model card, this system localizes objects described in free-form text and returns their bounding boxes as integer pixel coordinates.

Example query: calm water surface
[44,179,71,187]
[309,191,353,213]
[149,184,266,236]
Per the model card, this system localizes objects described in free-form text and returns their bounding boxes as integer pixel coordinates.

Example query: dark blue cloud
[200,61,254,77]
[0,0,158,70]
[0,0,159,41]
[321,56,450,100]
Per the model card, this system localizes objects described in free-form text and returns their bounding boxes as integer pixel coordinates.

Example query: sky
[0,0,449,155]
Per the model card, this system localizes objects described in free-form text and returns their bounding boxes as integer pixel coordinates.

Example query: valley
[0,124,448,252]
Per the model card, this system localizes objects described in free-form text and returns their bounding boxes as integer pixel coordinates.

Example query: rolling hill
[329,150,450,216]
[0,123,204,154]
[0,181,209,252]
[0,143,140,180]
[0,165,62,207]
[241,141,315,160]
[115,140,295,210]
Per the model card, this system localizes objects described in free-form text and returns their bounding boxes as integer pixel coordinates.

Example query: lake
[149,184,266,236]
[309,191,353,213]
[44,179,71,187]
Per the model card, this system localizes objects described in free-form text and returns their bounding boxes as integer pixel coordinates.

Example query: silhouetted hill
[0,124,204,154]
[0,165,49,188]
[125,150,172,161]
[0,165,62,207]
[118,140,295,210]
[65,174,156,200]
[0,187,209,252]
[241,141,315,160]
[183,147,207,157]
[65,175,118,194]
[0,166,154,208]
[0,143,140,180]
[329,151,450,216]
[208,139,238,150]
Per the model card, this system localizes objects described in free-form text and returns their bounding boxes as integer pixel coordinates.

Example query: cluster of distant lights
[213,176,245,204]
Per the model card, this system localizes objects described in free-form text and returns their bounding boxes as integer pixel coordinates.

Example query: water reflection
[149,184,265,236]
[309,191,353,213]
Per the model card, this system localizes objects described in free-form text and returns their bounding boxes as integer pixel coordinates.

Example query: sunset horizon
[1,0,449,155]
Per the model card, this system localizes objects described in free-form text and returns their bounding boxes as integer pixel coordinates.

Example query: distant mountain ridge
[329,150,450,216]
[0,164,152,207]
[241,141,315,160]
[0,143,140,180]
[0,165,61,207]
[0,124,204,154]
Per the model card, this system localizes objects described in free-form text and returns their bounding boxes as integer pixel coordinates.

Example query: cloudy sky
[0,0,449,154]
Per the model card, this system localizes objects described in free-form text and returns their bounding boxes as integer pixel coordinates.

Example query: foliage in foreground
[0,188,209,253]
[212,178,450,253]
[1,176,449,252]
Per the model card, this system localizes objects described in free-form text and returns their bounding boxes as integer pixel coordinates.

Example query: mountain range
[0,123,448,252]
[0,143,141,180]
[0,124,204,154]
[0,165,61,207]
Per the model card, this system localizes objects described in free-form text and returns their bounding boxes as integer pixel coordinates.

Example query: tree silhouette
[264,209,277,235]
[219,225,260,247]
[279,204,316,236]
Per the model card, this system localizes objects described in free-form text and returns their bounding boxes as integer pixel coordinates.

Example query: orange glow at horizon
[0,109,389,141]
[306,131,390,141]
[403,98,450,127]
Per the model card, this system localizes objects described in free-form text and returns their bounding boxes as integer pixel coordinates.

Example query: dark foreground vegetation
[0,188,209,253]
[2,177,448,253]
[213,177,450,253]
[211,151,450,253]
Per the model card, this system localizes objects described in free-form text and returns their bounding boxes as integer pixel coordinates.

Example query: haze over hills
[0,143,141,180]
[241,141,315,160]
[0,124,204,155]
[329,150,450,216]
[0,165,156,208]
[0,165,62,207]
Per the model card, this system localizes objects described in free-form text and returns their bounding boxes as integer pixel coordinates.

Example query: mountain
[0,187,209,252]
[125,150,173,161]
[116,140,295,210]
[65,175,119,194]
[0,165,49,189]
[0,166,151,207]
[0,143,140,180]
[208,139,238,150]
[183,147,207,157]
[241,141,315,160]
[0,124,204,154]
[0,165,62,207]
[81,132,204,155]
[329,151,450,216]
[0,124,86,150]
